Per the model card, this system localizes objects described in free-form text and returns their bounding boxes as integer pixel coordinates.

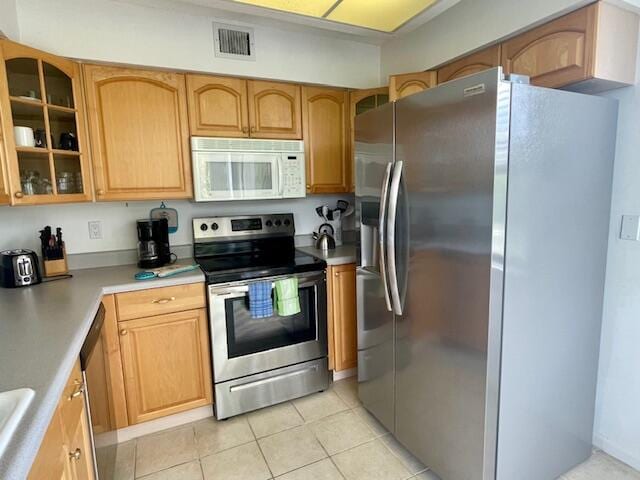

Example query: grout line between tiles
[311,424,346,480]
[246,413,276,479]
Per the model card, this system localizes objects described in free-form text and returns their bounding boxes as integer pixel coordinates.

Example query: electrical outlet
[88,221,102,240]
[621,215,640,241]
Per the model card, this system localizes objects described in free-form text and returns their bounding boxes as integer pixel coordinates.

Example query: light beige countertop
[0,262,204,480]
[297,244,357,266]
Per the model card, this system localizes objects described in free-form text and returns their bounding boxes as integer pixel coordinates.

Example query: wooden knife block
[43,244,69,278]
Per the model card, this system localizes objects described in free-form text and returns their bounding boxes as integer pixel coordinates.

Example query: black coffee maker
[137,218,171,268]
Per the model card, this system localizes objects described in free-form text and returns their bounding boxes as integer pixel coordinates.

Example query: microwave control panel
[281,154,306,198]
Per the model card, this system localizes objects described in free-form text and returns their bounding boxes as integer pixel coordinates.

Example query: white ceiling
[116,0,461,44]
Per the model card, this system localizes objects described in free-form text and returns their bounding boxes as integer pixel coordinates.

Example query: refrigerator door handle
[379,162,393,312]
[387,160,404,315]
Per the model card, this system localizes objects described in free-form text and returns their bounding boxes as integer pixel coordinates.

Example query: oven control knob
[284,219,291,226]
[211,223,219,231]
[275,219,282,227]
[200,223,208,231]
[266,220,273,227]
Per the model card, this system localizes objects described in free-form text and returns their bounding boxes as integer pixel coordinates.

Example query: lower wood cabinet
[29,360,95,480]
[328,263,358,372]
[119,308,213,424]
[86,284,211,432]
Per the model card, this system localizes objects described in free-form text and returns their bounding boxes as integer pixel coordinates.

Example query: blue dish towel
[248,281,273,319]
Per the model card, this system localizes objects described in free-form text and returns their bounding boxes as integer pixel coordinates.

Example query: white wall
[380,0,587,78]
[14,0,380,88]
[0,0,19,40]
[594,43,640,470]
[0,194,353,254]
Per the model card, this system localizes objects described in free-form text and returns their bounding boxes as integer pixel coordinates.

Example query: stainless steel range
[193,214,329,419]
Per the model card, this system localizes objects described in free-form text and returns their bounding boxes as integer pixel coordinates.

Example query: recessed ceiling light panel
[230,0,441,32]
[232,0,337,18]
[327,0,439,32]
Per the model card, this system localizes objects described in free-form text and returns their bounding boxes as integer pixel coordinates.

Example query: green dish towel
[273,278,301,316]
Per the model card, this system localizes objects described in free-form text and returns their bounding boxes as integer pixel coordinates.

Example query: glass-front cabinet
[0,40,91,204]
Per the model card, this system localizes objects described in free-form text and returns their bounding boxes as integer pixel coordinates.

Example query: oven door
[209,271,327,383]
[193,151,282,201]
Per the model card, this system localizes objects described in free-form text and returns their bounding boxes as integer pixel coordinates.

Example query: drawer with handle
[115,283,206,321]
[59,359,85,437]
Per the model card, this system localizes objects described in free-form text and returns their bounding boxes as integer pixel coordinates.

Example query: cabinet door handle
[152,296,176,304]
[69,448,82,461]
[250,126,256,133]
[96,189,104,195]
[14,191,24,199]
[69,383,85,400]
[242,127,248,133]
[120,329,128,336]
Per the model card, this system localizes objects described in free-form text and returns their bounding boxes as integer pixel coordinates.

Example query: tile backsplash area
[1,194,355,255]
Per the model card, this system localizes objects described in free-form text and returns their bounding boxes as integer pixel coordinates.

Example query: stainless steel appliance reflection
[193,214,329,419]
[356,68,618,480]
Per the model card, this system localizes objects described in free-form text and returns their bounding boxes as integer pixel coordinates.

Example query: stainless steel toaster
[0,249,42,288]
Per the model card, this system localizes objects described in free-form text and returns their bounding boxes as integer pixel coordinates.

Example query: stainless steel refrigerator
[355,68,617,480]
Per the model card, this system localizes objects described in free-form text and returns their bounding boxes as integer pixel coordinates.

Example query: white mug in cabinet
[14,126,35,147]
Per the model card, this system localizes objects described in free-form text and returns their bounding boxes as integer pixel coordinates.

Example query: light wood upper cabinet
[501,2,638,91]
[247,80,302,139]
[0,40,92,205]
[437,44,501,84]
[328,263,357,372]
[389,71,437,101]
[302,85,350,194]
[186,75,302,139]
[83,65,192,201]
[186,74,248,137]
[349,87,389,192]
[0,125,9,205]
[501,5,596,88]
[119,308,213,425]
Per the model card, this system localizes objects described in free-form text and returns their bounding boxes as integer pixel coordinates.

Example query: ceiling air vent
[213,23,255,61]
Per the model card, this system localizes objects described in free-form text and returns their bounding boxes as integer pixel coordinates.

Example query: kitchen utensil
[39,226,68,277]
[13,126,35,147]
[58,132,78,151]
[318,223,334,235]
[0,249,42,288]
[150,202,179,234]
[315,206,325,219]
[34,129,47,148]
[56,172,76,194]
[313,231,336,251]
[336,200,349,212]
[134,264,199,281]
[321,205,330,221]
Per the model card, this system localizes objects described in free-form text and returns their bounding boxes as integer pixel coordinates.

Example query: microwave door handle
[386,160,403,316]
[379,162,393,312]
[278,157,284,196]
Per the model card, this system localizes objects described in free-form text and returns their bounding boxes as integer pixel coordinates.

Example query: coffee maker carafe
[137,218,171,268]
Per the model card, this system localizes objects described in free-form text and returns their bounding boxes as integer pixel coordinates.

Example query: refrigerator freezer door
[355,102,395,432]
[394,68,510,480]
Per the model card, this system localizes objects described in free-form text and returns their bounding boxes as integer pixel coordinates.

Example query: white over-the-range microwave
[191,137,306,201]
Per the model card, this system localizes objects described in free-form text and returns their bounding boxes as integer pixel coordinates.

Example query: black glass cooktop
[195,243,325,284]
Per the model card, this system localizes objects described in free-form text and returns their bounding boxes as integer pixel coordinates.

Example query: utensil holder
[43,243,69,278]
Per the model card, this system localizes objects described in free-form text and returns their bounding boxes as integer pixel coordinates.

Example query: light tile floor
[96,377,640,480]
